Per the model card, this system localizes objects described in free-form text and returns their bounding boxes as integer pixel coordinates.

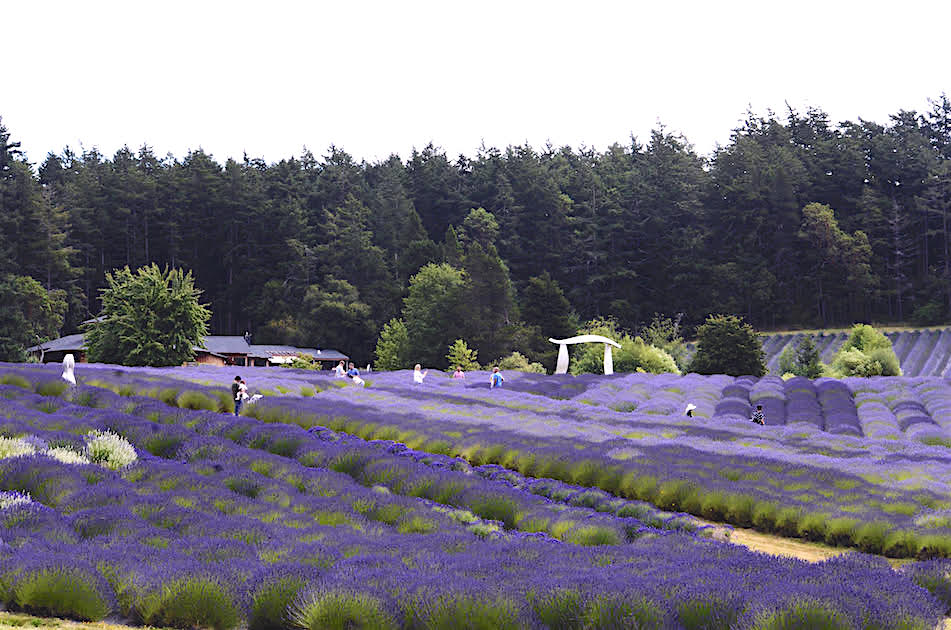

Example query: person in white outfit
[61,354,76,386]
[413,364,427,384]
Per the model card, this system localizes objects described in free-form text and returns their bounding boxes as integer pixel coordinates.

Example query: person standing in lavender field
[489,367,505,388]
[413,364,428,384]
[232,375,243,416]
[452,366,466,379]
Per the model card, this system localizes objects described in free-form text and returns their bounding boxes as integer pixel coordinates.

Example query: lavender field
[761,328,951,376]
[1,363,951,629]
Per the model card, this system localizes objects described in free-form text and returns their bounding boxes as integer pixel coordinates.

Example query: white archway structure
[549,335,622,375]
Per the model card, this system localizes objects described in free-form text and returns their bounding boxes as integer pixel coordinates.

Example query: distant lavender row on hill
[760,328,951,377]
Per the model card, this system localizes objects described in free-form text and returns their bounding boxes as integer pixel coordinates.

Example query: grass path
[0,613,149,630]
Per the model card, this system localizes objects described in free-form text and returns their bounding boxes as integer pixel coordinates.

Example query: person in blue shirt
[346,362,359,378]
[489,367,505,388]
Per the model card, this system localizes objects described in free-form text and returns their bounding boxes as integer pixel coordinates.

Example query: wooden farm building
[27,335,348,368]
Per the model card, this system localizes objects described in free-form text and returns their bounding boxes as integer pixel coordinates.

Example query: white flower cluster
[84,431,137,470]
[46,446,91,466]
[0,491,32,510]
[0,436,36,460]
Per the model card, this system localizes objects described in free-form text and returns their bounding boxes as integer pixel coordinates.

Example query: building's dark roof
[248,345,312,359]
[248,345,349,361]
[311,348,349,361]
[27,334,86,353]
[29,333,348,363]
[195,336,251,355]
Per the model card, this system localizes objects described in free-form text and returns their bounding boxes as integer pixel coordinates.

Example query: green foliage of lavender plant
[582,595,665,630]
[13,569,111,621]
[0,373,31,389]
[677,596,740,630]
[405,594,521,630]
[250,577,307,630]
[34,380,68,397]
[138,577,240,630]
[176,390,220,412]
[529,589,584,630]
[143,434,184,459]
[290,591,397,630]
[467,495,518,529]
[750,600,850,630]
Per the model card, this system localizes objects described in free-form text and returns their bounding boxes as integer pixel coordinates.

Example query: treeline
[1,95,950,365]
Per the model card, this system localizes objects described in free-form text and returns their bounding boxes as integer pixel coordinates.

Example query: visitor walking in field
[61,354,76,386]
[452,366,466,379]
[490,367,505,388]
[751,404,766,425]
[232,375,243,416]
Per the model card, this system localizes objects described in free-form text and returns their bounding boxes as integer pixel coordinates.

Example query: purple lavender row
[0,384,675,546]
[12,365,951,555]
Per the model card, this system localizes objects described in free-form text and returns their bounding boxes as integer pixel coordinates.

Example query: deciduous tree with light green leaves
[402,263,467,368]
[374,318,410,371]
[84,264,210,367]
[0,274,66,362]
[446,339,480,371]
[830,324,901,377]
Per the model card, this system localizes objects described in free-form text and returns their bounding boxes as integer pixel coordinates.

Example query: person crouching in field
[347,363,365,386]
[751,404,766,425]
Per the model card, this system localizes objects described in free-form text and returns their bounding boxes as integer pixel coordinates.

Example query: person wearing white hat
[684,403,696,418]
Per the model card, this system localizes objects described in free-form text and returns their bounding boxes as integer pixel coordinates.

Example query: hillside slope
[760,327,951,376]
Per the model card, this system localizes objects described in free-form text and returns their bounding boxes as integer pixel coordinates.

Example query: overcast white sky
[4,0,950,165]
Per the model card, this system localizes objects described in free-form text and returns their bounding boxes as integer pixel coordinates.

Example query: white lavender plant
[0,436,36,460]
[84,431,137,470]
[47,446,92,466]
[0,491,32,510]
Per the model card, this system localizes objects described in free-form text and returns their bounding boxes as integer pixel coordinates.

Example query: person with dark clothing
[751,404,765,425]
[232,375,243,416]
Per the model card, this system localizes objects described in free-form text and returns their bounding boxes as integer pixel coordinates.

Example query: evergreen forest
[2,95,950,365]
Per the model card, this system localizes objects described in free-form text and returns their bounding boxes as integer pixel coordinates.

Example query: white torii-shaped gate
[549,335,622,375]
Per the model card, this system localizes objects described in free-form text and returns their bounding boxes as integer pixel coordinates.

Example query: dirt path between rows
[724,526,847,563]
